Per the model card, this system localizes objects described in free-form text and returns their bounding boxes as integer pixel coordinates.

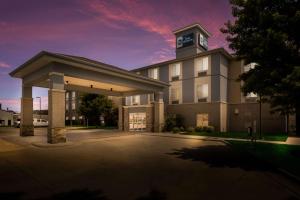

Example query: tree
[79,94,117,126]
[221,0,300,135]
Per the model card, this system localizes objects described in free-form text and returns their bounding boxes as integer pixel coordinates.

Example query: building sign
[199,33,208,50]
[177,33,194,49]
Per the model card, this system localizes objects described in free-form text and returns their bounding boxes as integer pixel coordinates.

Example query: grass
[181,131,288,142]
[227,140,300,178]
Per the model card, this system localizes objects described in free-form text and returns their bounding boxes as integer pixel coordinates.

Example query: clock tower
[173,23,211,59]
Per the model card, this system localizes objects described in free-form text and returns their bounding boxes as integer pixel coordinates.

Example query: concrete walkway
[141,132,300,145]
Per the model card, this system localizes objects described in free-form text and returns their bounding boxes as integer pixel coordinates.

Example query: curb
[31,141,79,148]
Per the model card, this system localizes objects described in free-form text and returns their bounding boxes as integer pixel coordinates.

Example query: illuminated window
[66,116,69,120]
[66,103,69,110]
[195,57,208,75]
[72,102,76,110]
[125,96,131,106]
[66,92,69,99]
[132,95,140,105]
[72,116,76,121]
[170,63,181,80]
[196,114,209,127]
[72,91,76,99]
[148,68,159,80]
[196,84,208,101]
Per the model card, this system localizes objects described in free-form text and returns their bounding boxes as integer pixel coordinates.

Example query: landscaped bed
[181,131,288,142]
[227,140,300,179]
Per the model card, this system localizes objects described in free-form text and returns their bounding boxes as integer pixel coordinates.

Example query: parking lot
[0,127,299,200]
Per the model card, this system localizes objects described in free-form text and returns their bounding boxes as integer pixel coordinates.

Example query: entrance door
[129,113,146,131]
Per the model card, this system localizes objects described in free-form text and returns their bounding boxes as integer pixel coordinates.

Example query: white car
[33,118,48,127]
[15,118,48,127]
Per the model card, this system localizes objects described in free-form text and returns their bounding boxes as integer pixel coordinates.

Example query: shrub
[186,126,194,133]
[164,114,185,132]
[195,126,203,132]
[164,115,176,131]
[180,126,185,132]
[172,127,180,133]
[206,126,215,133]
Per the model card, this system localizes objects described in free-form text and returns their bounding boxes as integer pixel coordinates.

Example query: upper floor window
[195,56,208,76]
[72,91,76,99]
[66,92,69,99]
[148,68,159,80]
[170,63,181,81]
[170,87,180,104]
[196,84,208,102]
[66,102,69,111]
[72,102,76,110]
[132,95,140,105]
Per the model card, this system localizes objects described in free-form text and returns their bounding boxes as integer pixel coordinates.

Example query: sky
[0,0,233,112]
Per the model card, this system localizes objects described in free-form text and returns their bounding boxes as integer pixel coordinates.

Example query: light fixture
[65,81,69,84]
[110,88,113,91]
[90,85,93,88]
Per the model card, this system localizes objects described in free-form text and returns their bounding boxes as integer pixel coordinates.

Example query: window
[244,63,256,72]
[246,92,258,98]
[170,63,181,81]
[66,116,69,120]
[66,92,69,99]
[132,95,140,105]
[148,68,159,80]
[195,57,208,76]
[72,102,76,110]
[170,87,180,104]
[149,93,154,103]
[72,116,76,121]
[196,84,208,102]
[72,91,76,99]
[66,103,69,110]
[196,114,209,127]
[125,96,131,106]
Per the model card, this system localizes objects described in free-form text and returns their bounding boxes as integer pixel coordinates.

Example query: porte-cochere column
[20,84,34,136]
[48,72,66,143]
[154,91,164,132]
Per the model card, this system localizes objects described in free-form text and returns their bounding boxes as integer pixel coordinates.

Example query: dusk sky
[0,0,233,112]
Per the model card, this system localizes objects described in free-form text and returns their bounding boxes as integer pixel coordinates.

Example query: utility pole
[259,95,262,139]
[36,97,41,119]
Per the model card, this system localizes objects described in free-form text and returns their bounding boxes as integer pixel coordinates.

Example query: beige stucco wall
[228,103,285,133]
[0,110,14,126]
[166,102,221,131]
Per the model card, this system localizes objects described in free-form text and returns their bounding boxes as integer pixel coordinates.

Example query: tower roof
[173,23,212,37]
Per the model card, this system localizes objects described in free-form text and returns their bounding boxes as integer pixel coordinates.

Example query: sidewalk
[140,132,300,145]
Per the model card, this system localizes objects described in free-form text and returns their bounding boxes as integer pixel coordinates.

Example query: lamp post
[36,97,41,119]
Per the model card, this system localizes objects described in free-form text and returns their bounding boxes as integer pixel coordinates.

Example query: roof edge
[173,23,212,37]
[131,48,233,72]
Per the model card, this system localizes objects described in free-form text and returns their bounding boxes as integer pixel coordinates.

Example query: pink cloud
[86,0,175,47]
[0,62,10,68]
